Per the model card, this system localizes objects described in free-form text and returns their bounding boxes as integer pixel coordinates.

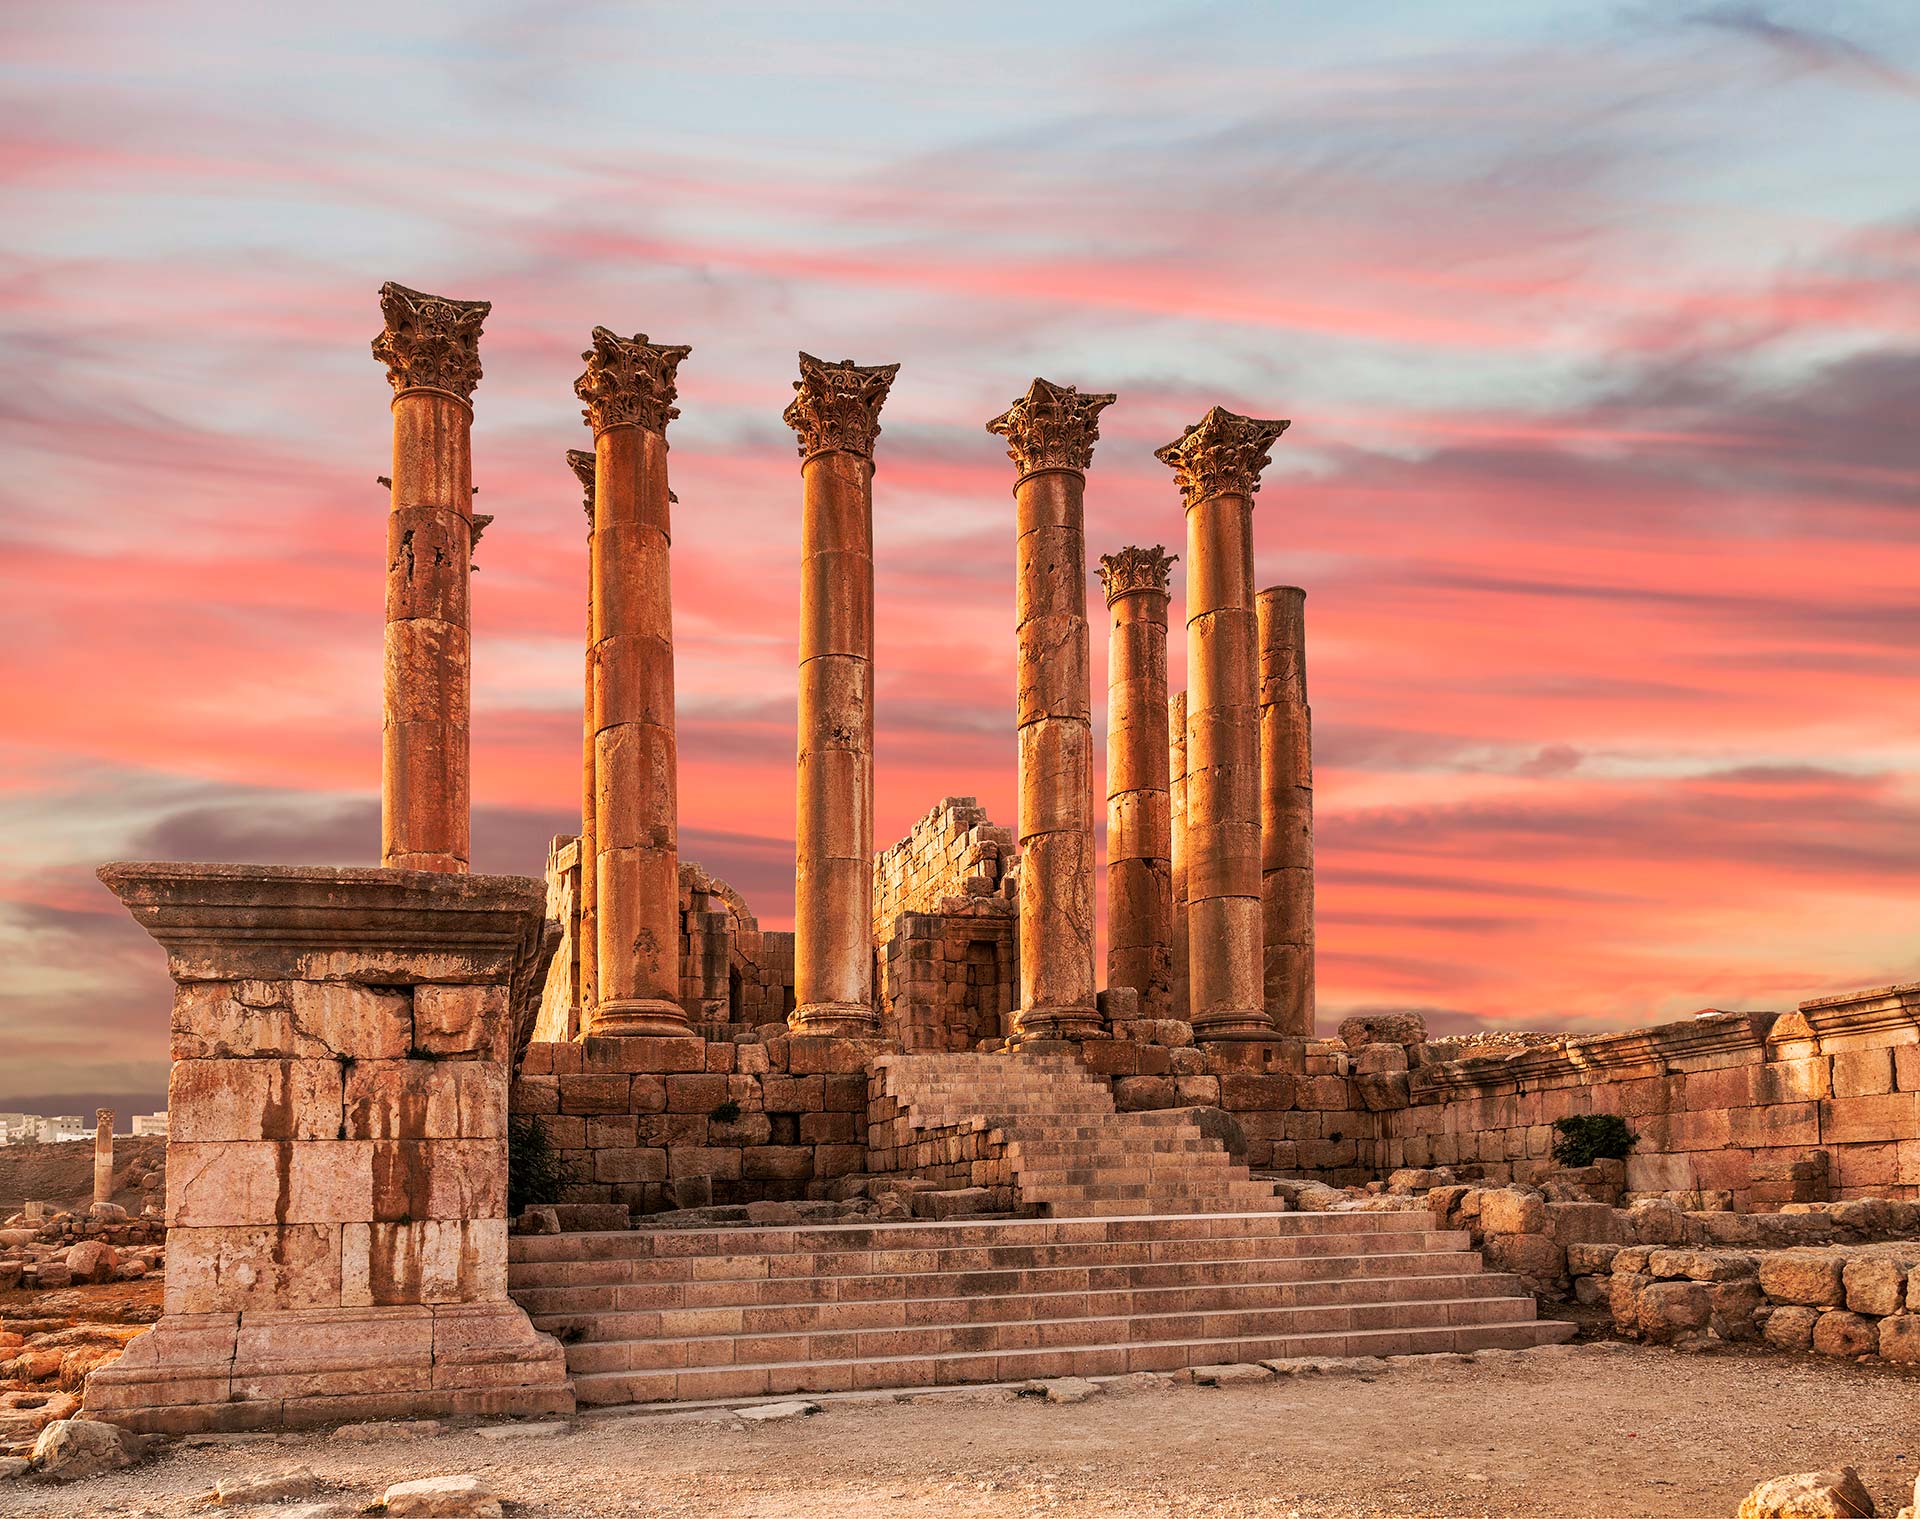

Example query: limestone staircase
[873,1051,1289,1216]
[507,1055,1572,1406]
[508,1211,1573,1406]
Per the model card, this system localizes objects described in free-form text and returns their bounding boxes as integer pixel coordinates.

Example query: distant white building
[132,1112,169,1137]
[37,1115,86,1143]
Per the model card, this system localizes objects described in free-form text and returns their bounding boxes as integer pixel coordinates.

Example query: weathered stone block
[341,1221,508,1306]
[167,1141,375,1227]
[371,1140,504,1221]
[174,981,411,1062]
[170,1059,344,1142]
[1841,1255,1917,1317]
[583,1036,707,1074]
[413,985,508,1059]
[665,1074,730,1112]
[591,1148,667,1184]
[1820,1092,1918,1144]
[1878,1313,1920,1363]
[1216,1073,1297,1111]
[166,1224,341,1314]
[1810,1308,1877,1358]
[1479,1189,1546,1235]
[1830,1049,1894,1099]
[1761,1304,1819,1351]
[556,1074,631,1114]
[345,1062,505,1141]
[1757,1252,1846,1306]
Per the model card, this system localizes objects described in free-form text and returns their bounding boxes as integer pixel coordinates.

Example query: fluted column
[577,327,692,1037]
[1099,546,1177,1021]
[92,1108,113,1207]
[372,282,489,873]
[1258,586,1315,1037]
[1170,691,1190,1020]
[989,379,1114,1044]
[569,448,599,1035]
[1155,406,1290,1044]
[785,353,899,1036]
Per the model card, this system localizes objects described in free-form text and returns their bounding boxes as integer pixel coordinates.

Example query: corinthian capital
[1154,405,1290,506]
[575,327,692,436]
[566,448,596,525]
[371,282,490,401]
[1098,544,1177,605]
[782,352,900,462]
[986,377,1116,479]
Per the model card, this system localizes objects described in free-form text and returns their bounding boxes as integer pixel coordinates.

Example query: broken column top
[566,448,596,524]
[782,351,900,462]
[986,376,1117,480]
[1099,545,1178,605]
[575,327,692,436]
[1154,405,1291,506]
[371,281,491,402]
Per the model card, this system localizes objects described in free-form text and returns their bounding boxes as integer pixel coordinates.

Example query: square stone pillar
[82,863,571,1434]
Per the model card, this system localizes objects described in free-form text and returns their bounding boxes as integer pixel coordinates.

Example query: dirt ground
[6,1340,1917,1519]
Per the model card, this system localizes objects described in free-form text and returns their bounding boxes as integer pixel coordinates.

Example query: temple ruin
[71,283,1920,1434]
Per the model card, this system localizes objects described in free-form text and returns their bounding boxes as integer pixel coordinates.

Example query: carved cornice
[1154,405,1290,507]
[986,377,1116,480]
[566,448,596,527]
[1098,545,1177,605]
[371,282,490,402]
[782,351,900,462]
[575,327,691,436]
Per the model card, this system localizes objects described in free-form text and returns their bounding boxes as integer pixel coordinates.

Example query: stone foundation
[82,863,572,1434]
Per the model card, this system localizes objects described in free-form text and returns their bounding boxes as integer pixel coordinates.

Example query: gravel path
[8,1341,1917,1518]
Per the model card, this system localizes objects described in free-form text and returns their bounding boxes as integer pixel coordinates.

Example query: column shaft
[92,1108,113,1207]
[1100,547,1176,1021]
[1258,586,1315,1037]
[570,450,599,1033]
[784,353,898,1037]
[1156,406,1290,1045]
[1170,691,1190,1020]
[578,327,692,1037]
[372,283,489,873]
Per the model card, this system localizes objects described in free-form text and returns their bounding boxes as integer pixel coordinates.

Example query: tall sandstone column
[1099,546,1177,1020]
[569,448,600,1032]
[785,353,899,1037]
[989,379,1113,1044]
[372,282,489,873]
[1169,690,1190,1020]
[577,327,692,1037]
[92,1108,113,1207]
[1155,406,1290,1044]
[1257,586,1315,1037]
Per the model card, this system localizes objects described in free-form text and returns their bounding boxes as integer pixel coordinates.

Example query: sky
[1,0,1917,1114]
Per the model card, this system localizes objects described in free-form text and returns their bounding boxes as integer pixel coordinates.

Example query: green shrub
[1550,1114,1637,1168]
[709,1099,742,1123]
[507,1113,576,1215]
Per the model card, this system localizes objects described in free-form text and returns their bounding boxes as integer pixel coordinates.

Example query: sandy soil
[6,1340,1917,1518]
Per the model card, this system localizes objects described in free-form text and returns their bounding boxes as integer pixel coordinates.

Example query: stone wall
[870,797,1015,941]
[515,1034,880,1214]
[1380,985,1920,1209]
[83,862,571,1434]
[877,902,1016,1052]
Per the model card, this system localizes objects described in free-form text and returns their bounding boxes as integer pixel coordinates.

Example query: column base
[1011,1005,1106,1044]
[789,1001,879,1037]
[590,997,692,1036]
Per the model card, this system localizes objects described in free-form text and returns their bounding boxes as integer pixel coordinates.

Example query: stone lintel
[1154,405,1291,507]
[782,351,900,462]
[371,282,490,403]
[575,327,692,437]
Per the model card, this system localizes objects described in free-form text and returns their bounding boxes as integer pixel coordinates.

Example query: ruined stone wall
[1380,985,1920,1209]
[515,1034,877,1214]
[870,797,1015,941]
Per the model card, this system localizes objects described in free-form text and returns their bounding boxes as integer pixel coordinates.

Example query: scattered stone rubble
[0,1201,164,1293]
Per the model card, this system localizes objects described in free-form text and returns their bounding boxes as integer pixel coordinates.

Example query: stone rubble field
[3,1339,1917,1518]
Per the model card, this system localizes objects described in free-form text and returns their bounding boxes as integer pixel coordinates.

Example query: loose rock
[216,1465,322,1504]
[1736,1466,1875,1518]
[735,1400,820,1421]
[29,1417,147,1482]
[381,1473,503,1517]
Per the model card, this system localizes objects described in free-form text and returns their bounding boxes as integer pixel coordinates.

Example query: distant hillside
[0,1134,166,1213]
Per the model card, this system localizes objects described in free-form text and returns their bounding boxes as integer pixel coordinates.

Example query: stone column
[1099,546,1177,1021]
[784,353,899,1036]
[1170,691,1190,1020]
[569,448,599,1034]
[577,327,692,1037]
[1155,406,1290,1044]
[92,1108,113,1207]
[371,282,490,873]
[1258,585,1315,1037]
[989,379,1114,1044]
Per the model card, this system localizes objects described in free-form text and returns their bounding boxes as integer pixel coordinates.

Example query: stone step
[530,1270,1529,1345]
[509,1245,1494,1304]
[565,1318,1577,1405]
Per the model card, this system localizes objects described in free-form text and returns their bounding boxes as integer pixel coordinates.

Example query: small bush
[507,1113,576,1215]
[709,1099,742,1124]
[1550,1114,1637,1168]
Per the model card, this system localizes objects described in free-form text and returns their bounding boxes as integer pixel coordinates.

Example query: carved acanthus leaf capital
[986,377,1116,479]
[371,282,490,401]
[1099,544,1177,605]
[575,327,691,436]
[566,448,596,526]
[1154,405,1291,506]
[782,351,900,461]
